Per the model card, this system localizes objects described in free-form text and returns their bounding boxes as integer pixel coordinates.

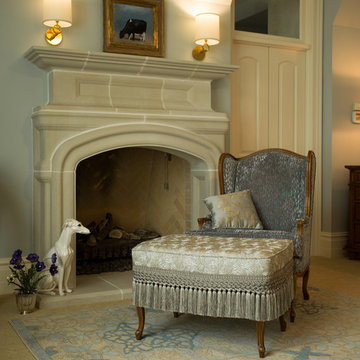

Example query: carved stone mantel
[24,47,237,285]
[25,46,237,80]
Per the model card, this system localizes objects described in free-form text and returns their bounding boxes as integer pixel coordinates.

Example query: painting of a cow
[103,0,164,57]
[120,19,147,41]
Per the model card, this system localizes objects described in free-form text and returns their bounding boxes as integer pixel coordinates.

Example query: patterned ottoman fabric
[133,234,293,276]
[132,234,294,322]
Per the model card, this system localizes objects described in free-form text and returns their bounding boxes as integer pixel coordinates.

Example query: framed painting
[103,0,164,57]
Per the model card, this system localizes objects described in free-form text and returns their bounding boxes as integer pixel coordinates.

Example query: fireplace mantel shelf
[25,46,237,81]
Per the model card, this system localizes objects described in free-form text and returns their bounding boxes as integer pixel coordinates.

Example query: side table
[345,165,360,259]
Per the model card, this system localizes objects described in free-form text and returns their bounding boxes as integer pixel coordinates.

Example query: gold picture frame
[103,0,164,57]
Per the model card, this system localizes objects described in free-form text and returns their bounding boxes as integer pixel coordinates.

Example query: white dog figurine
[38,219,90,296]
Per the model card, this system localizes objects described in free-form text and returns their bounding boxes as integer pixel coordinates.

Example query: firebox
[76,147,190,274]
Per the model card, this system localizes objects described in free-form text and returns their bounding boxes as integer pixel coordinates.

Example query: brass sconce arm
[192,40,210,61]
[45,21,63,45]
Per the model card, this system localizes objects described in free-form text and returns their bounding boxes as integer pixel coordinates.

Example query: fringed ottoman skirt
[132,234,294,322]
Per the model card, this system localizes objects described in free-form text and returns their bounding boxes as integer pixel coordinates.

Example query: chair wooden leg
[135,306,145,340]
[302,267,310,300]
[256,321,265,358]
[290,299,296,323]
[279,315,286,332]
[290,273,296,322]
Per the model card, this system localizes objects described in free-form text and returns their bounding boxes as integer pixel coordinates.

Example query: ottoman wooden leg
[279,315,286,332]
[256,321,265,358]
[135,306,145,340]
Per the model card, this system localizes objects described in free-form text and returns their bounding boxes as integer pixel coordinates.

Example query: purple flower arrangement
[7,249,58,295]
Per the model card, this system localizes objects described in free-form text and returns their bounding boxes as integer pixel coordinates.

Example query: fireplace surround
[25,46,236,286]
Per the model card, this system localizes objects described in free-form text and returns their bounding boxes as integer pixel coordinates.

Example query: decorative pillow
[204,190,263,229]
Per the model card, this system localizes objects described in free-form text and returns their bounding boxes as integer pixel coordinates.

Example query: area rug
[9,287,360,360]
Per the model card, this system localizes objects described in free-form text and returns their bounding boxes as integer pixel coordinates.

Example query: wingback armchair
[188,148,316,300]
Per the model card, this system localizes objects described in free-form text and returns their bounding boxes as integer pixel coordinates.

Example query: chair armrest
[197,217,212,230]
[294,216,312,273]
[296,216,310,237]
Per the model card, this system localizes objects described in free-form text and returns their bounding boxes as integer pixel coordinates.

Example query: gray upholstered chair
[188,148,316,301]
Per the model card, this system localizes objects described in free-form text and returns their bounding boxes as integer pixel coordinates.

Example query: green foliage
[8,265,46,295]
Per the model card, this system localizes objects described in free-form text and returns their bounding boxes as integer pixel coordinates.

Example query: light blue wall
[0,0,231,258]
[0,0,45,256]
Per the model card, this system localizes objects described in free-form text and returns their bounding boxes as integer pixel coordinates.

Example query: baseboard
[318,232,348,258]
[0,258,13,295]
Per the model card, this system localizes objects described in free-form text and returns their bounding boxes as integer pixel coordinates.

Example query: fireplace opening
[75,147,191,274]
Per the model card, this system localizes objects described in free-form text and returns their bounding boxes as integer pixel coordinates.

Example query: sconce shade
[194,13,219,46]
[43,0,72,28]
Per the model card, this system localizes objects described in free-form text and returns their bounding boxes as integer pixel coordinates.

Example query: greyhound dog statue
[38,219,90,296]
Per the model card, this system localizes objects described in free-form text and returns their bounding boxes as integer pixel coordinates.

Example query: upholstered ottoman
[132,234,294,358]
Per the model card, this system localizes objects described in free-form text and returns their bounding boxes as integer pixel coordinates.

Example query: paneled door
[231,42,306,157]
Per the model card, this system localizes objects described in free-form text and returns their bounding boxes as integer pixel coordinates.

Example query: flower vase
[15,293,37,314]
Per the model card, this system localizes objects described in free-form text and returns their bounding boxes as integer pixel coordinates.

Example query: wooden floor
[0,256,359,359]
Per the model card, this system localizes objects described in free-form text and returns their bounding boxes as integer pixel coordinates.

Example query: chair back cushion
[220,150,308,232]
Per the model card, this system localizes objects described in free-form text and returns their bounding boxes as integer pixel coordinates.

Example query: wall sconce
[352,103,360,124]
[192,13,220,61]
[43,0,72,46]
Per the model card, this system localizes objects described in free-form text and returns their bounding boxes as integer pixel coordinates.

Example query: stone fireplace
[25,46,236,284]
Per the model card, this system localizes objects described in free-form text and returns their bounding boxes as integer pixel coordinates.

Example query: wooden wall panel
[269,48,305,153]
[231,43,269,157]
